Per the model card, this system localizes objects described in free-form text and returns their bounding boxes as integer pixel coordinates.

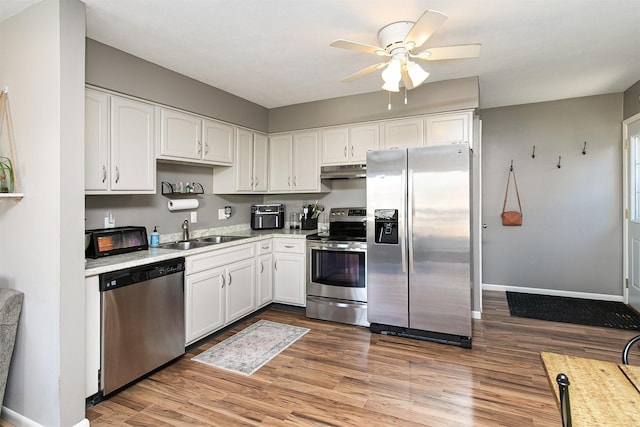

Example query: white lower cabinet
[185,243,256,345]
[273,238,306,306]
[257,240,273,307]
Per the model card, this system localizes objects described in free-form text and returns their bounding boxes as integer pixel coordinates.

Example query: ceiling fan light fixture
[406,61,430,87]
[381,58,402,92]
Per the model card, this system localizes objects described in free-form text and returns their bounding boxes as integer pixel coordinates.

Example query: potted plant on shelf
[0,157,15,193]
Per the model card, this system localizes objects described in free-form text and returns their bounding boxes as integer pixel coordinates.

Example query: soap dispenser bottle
[150,226,160,247]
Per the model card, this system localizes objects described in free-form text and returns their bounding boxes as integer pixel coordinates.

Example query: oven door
[306,240,366,302]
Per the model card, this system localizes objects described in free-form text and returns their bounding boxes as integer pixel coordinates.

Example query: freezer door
[408,144,472,337]
[366,149,409,327]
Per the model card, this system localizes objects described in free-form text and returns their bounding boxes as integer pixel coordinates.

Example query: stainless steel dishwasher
[99,258,185,395]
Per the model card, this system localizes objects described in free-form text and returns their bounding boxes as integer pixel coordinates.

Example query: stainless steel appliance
[251,203,285,230]
[320,164,366,179]
[99,258,185,395]
[367,144,472,348]
[306,207,368,327]
[85,226,148,258]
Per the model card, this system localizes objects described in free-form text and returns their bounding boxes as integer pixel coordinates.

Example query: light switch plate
[190,211,197,223]
[218,208,226,220]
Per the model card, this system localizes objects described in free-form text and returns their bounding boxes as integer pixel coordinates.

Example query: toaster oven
[251,204,284,230]
[85,226,149,258]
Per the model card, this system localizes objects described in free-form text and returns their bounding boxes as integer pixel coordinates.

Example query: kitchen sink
[199,235,246,244]
[161,235,246,250]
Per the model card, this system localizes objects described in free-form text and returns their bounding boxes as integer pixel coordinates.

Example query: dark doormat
[506,292,640,330]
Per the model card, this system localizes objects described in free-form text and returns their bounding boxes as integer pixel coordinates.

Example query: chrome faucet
[181,219,189,241]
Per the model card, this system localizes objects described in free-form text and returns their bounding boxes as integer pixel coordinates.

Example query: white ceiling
[4,0,640,109]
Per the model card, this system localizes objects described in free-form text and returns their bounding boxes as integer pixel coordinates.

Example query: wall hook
[532,145,536,159]
[557,156,562,169]
[582,141,587,155]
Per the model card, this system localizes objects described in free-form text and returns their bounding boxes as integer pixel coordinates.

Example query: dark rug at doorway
[506,292,640,330]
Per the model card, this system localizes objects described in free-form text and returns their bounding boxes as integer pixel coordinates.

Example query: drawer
[274,238,305,254]
[186,243,255,274]
[257,239,273,255]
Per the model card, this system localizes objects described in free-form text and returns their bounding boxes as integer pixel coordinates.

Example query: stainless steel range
[306,207,368,327]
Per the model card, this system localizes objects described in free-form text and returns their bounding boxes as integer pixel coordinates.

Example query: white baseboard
[482,283,624,302]
[1,406,89,427]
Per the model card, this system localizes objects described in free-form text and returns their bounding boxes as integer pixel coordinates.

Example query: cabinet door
[225,258,256,324]
[110,96,156,192]
[185,266,226,344]
[235,128,255,191]
[257,253,273,307]
[253,133,269,192]
[85,89,110,192]
[381,118,424,149]
[159,108,201,160]
[268,134,293,192]
[349,124,379,162]
[425,112,471,147]
[292,131,319,192]
[321,127,349,165]
[203,119,234,165]
[273,253,306,306]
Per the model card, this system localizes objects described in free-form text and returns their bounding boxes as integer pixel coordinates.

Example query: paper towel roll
[167,198,199,211]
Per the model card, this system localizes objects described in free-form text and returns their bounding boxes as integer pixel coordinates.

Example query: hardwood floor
[83,291,637,426]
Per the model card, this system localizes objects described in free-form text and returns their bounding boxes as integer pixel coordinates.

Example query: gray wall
[480,94,623,296]
[269,76,479,132]
[624,80,640,119]
[0,0,86,425]
[86,39,269,132]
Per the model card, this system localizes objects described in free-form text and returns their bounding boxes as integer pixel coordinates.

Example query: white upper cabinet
[213,129,268,193]
[269,130,323,193]
[85,88,156,194]
[202,118,234,164]
[425,111,472,148]
[157,107,234,166]
[381,117,424,150]
[321,124,379,165]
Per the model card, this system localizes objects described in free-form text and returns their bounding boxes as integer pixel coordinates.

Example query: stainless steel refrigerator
[366,144,472,348]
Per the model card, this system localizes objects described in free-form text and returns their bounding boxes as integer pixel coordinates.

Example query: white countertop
[85,226,316,277]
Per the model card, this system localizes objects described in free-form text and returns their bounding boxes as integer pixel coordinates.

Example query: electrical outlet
[218,208,226,220]
[190,211,197,223]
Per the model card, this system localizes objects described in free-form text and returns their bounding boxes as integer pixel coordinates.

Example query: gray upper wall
[268,77,479,132]
[86,39,478,133]
[624,80,640,119]
[86,39,269,132]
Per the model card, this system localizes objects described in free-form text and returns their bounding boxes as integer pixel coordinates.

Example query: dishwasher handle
[99,258,185,292]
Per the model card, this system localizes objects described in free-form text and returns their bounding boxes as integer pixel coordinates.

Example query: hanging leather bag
[502,166,523,226]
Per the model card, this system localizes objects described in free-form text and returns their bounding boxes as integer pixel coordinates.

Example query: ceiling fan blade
[404,10,448,49]
[342,62,388,82]
[330,39,385,55]
[417,44,482,61]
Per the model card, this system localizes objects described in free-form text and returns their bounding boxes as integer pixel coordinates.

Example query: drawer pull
[284,245,294,248]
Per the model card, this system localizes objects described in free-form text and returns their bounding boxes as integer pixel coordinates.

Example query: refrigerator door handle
[401,168,408,273]
[407,168,414,273]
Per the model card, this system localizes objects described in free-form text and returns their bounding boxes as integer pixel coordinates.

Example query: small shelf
[0,193,24,200]
[161,181,204,196]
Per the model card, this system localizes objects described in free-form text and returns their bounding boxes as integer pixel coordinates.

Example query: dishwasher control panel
[99,258,185,291]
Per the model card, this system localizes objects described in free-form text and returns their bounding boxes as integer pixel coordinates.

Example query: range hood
[320,164,367,179]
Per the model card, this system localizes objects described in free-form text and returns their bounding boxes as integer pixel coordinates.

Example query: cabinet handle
[254,176,259,187]
[344,146,347,158]
[284,245,294,248]
[260,263,264,273]
[115,166,120,183]
[197,140,202,155]
[288,176,291,187]
[228,273,232,286]
[351,146,354,158]
[274,260,278,271]
[101,165,106,183]
[221,275,226,288]
[293,176,297,187]
[204,142,209,155]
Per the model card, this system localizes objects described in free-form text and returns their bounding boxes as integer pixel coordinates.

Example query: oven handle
[307,295,367,308]
[307,242,366,251]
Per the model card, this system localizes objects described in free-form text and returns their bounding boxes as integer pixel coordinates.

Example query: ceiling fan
[330,10,481,92]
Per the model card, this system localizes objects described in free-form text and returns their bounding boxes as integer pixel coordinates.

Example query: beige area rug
[192,320,309,375]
